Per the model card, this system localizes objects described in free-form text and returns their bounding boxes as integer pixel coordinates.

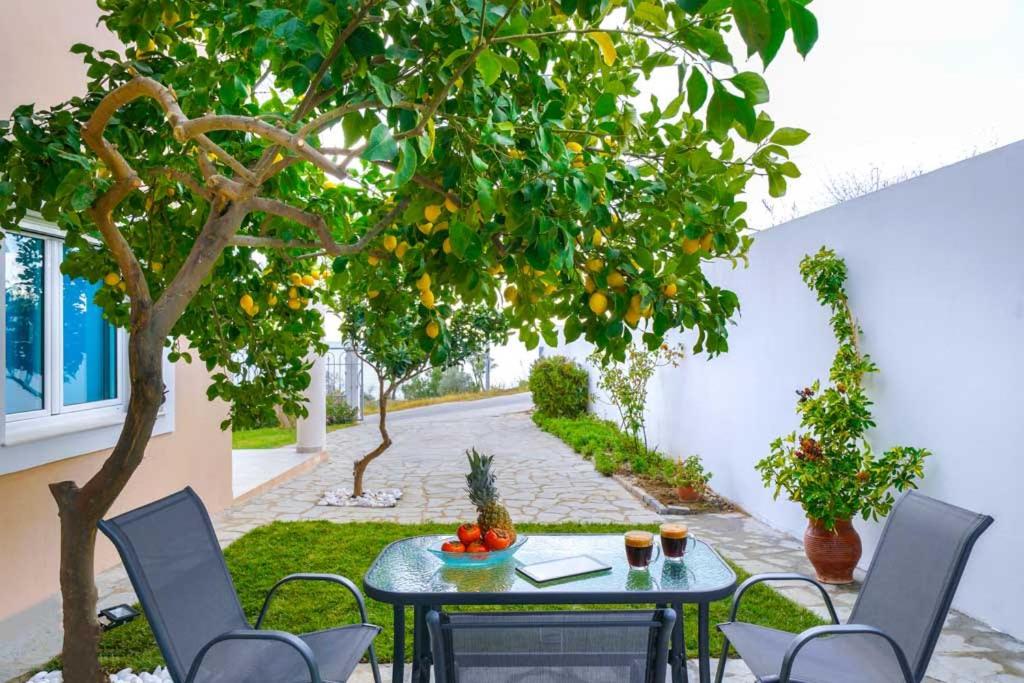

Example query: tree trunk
[352,376,391,497]
[50,328,165,681]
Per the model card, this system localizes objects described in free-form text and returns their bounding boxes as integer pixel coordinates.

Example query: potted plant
[756,248,930,584]
[664,455,711,503]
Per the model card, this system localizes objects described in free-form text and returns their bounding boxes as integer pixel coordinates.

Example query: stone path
[7,393,1023,682]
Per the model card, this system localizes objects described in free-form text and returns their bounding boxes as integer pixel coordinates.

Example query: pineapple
[465,448,516,541]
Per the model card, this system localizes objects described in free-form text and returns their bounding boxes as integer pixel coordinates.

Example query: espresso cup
[660,523,693,561]
[624,530,661,570]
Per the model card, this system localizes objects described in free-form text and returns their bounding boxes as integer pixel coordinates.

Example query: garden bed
[47,521,824,674]
[532,412,733,514]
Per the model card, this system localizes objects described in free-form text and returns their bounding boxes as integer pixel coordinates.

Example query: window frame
[0,215,176,475]
[3,220,128,422]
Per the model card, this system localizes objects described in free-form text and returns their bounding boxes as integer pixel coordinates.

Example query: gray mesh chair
[99,487,382,683]
[715,491,993,683]
[426,608,676,683]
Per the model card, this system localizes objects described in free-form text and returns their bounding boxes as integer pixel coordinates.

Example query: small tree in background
[590,342,684,449]
[336,287,507,496]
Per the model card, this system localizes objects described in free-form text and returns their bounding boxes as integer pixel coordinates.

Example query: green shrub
[528,356,589,418]
[594,452,618,476]
[326,394,358,425]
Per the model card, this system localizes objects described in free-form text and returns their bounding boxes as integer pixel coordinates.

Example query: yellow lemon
[572,158,585,169]
[454,76,464,90]
[206,151,218,162]
[434,221,449,232]
[117,281,127,292]
[444,197,459,213]
[418,222,434,235]
[641,304,653,318]
[425,320,440,339]
[301,274,316,287]
[383,235,398,252]
[151,262,163,273]
[267,294,278,306]
[239,294,254,311]
[624,308,641,327]
[246,304,260,317]
[289,272,303,286]
[103,272,121,287]
[287,298,302,310]
[504,285,518,303]
[273,152,284,163]
[368,290,380,299]
[544,283,557,295]
[420,289,435,309]
[507,148,526,160]
[566,141,583,153]
[323,179,338,189]
[367,254,380,266]
[424,204,443,223]
[629,294,642,311]
[589,291,609,315]
[584,275,596,293]
[682,238,701,255]
[586,258,604,273]
[288,286,299,299]
[608,271,626,289]
[395,241,409,259]
[662,282,678,297]
[700,233,714,252]
[487,264,504,275]
[592,231,604,247]
[416,272,431,291]
[610,210,619,224]
[442,238,452,254]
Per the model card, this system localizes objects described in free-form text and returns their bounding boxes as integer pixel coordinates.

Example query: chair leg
[713,636,730,683]
[368,642,382,683]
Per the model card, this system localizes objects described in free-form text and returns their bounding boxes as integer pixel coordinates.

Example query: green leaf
[511,38,540,60]
[789,1,819,58]
[573,177,592,213]
[778,161,801,178]
[361,124,398,162]
[762,0,788,66]
[594,92,617,117]
[770,127,810,145]
[730,72,769,105]
[449,221,482,260]
[732,0,771,58]
[686,68,708,111]
[767,169,787,197]
[346,26,385,58]
[392,140,417,188]
[633,1,668,28]
[476,49,503,86]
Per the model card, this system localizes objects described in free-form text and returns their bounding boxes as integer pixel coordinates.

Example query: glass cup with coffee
[660,523,693,561]
[624,530,661,570]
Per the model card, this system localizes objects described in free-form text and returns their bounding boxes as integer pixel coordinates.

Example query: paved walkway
[6,394,1023,682]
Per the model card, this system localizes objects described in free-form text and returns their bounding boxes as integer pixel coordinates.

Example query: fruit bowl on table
[428,534,527,567]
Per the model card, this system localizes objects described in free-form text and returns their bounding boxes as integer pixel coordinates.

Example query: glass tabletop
[363,534,737,605]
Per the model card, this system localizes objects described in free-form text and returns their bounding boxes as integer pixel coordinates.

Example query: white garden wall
[556,140,1024,639]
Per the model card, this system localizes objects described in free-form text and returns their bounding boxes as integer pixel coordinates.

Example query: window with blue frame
[3,231,120,419]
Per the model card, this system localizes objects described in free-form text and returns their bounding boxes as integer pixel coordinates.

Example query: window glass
[62,250,117,405]
[4,235,45,413]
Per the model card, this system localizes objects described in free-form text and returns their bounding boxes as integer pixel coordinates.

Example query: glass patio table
[363,533,737,683]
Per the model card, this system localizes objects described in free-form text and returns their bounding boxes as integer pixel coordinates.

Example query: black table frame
[364,536,737,683]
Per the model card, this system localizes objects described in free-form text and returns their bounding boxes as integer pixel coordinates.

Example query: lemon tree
[0,0,817,677]
[334,278,506,497]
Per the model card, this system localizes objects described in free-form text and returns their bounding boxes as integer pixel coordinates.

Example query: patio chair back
[426,608,675,683]
[99,487,249,683]
[849,491,993,682]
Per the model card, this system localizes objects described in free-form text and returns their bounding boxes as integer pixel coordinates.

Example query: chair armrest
[256,573,370,628]
[728,573,839,624]
[184,628,321,683]
[774,624,914,683]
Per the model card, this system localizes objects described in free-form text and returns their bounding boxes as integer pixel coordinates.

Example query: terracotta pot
[676,486,702,503]
[804,517,862,584]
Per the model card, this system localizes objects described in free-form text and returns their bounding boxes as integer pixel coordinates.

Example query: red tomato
[465,540,488,553]
[457,523,482,545]
[484,528,513,551]
[441,539,466,553]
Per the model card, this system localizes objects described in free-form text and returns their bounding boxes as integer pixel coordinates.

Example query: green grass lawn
[232,422,354,449]
[73,521,825,674]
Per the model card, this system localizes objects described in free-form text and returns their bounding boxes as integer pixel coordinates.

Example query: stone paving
[7,393,1023,682]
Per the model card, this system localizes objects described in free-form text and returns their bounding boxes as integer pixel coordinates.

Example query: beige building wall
[0,359,233,619]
